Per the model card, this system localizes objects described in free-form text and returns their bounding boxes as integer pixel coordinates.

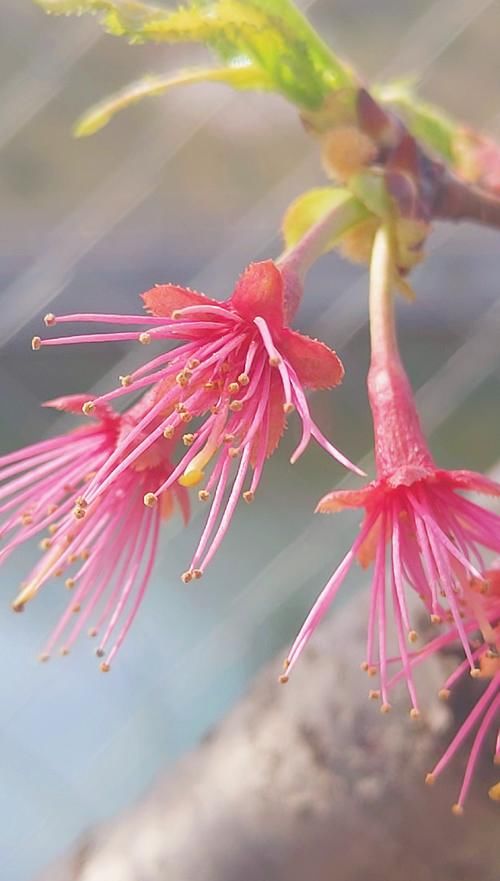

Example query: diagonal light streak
[0,20,101,152]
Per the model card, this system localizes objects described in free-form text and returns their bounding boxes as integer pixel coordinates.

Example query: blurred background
[1,1,499,878]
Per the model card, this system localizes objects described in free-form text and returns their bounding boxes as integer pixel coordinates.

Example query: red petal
[229,261,285,329]
[160,489,174,521]
[280,329,344,390]
[357,516,384,569]
[173,484,191,526]
[42,394,116,422]
[250,372,285,464]
[316,484,375,513]
[443,469,500,497]
[142,284,219,318]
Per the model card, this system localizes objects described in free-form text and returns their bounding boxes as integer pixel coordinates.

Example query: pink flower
[282,343,500,714]
[1,394,189,669]
[34,261,361,580]
[392,568,500,813]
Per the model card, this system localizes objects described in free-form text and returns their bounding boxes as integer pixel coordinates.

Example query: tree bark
[38,593,499,881]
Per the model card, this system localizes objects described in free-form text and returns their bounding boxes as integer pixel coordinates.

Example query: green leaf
[35,1,169,36]
[348,171,392,219]
[375,80,455,163]
[74,64,272,136]
[36,0,355,110]
[282,187,368,254]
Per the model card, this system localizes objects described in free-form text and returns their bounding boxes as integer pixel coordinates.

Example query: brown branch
[37,590,499,881]
[433,172,500,229]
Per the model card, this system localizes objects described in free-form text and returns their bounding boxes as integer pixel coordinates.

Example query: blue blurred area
[0,1,500,879]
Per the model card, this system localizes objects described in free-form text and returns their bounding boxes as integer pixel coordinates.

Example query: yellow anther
[269,355,281,367]
[120,374,132,387]
[229,400,243,412]
[198,490,210,502]
[228,382,239,394]
[172,310,182,319]
[80,549,90,561]
[176,371,190,388]
[181,570,193,584]
[88,627,97,638]
[39,538,52,551]
[368,689,380,701]
[438,688,451,701]
[144,492,158,508]
[470,667,481,679]
[187,358,200,370]
[360,661,369,672]
[55,568,64,577]
[60,647,70,656]
[31,336,41,351]
[44,313,56,327]
[163,426,175,439]
[68,553,78,563]
[223,434,235,444]
[65,578,75,590]
[367,665,377,677]
[139,332,151,344]
[408,630,418,644]
[228,447,240,458]
[175,403,187,413]
[38,653,50,663]
[204,381,215,390]
[47,504,58,516]
[243,491,254,504]
[430,614,442,625]
[100,662,111,673]
[180,411,192,423]
[283,402,295,414]
[191,569,203,580]
[73,506,86,520]
[425,773,435,786]
[183,433,196,447]
[48,524,58,535]
[409,708,420,720]
[451,804,464,817]
[21,513,33,526]
[380,703,392,714]
[72,604,81,613]
[279,674,289,684]
[82,401,95,416]
[237,373,249,386]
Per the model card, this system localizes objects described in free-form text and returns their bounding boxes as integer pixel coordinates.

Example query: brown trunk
[37,593,499,881]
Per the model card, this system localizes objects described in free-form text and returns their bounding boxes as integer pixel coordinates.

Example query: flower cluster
[3,199,499,814]
[281,225,500,811]
[4,259,356,669]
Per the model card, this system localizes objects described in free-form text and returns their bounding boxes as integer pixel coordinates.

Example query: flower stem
[368,223,398,365]
[277,196,367,321]
[367,223,434,475]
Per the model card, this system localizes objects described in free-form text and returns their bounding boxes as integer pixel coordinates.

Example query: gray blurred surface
[0,1,499,879]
